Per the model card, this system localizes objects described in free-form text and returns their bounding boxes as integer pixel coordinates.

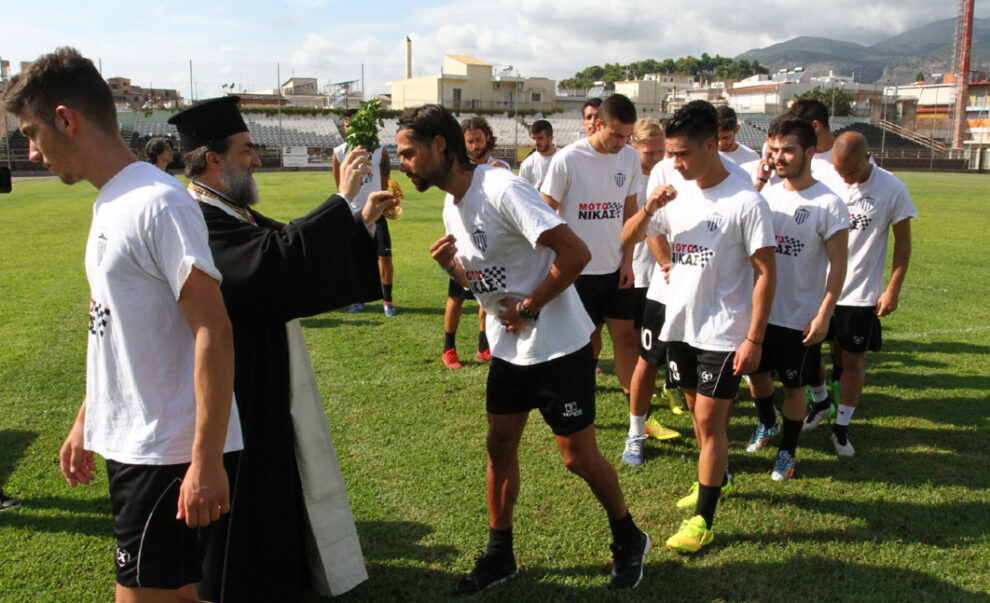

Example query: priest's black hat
[168,96,247,149]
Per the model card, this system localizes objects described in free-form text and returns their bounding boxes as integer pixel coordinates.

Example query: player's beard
[221,164,259,207]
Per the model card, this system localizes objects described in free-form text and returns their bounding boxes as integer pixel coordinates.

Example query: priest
[169,97,395,601]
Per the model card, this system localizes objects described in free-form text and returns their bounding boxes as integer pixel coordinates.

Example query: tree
[796,86,854,117]
[558,56,769,90]
[915,71,925,82]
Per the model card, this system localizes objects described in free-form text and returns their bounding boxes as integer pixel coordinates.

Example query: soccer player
[786,98,840,188]
[541,94,642,400]
[4,47,242,602]
[462,116,511,169]
[518,119,556,189]
[815,131,917,456]
[333,109,398,316]
[144,136,175,172]
[624,100,775,553]
[743,119,849,481]
[583,97,602,137]
[716,105,759,166]
[399,104,650,593]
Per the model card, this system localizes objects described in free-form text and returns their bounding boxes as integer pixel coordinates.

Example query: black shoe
[609,530,651,590]
[0,491,21,511]
[453,552,517,595]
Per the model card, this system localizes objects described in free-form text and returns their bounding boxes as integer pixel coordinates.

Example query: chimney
[405,37,412,80]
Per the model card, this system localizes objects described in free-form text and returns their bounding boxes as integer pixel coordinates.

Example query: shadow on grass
[0,495,111,537]
[0,430,37,485]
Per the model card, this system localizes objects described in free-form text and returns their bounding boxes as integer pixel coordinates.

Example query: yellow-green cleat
[662,385,687,415]
[644,416,681,441]
[675,474,734,509]
[665,515,713,554]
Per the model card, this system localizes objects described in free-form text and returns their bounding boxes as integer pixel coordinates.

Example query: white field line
[886,325,990,340]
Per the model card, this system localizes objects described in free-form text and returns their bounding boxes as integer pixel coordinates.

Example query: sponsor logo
[668,361,681,382]
[89,299,110,338]
[614,171,627,188]
[775,234,805,257]
[794,208,810,225]
[785,369,798,380]
[116,547,132,567]
[670,242,714,268]
[562,401,584,418]
[706,212,725,232]
[701,370,714,382]
[465,266,507,295]
[471,228,488,252]
[852,335,865,345]
[577,201,623,221]
[849,213,873,231]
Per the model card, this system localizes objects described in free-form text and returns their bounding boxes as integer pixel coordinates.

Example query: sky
[2,0,988,101]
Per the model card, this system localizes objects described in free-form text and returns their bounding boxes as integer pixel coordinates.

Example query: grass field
[0,170,988,602]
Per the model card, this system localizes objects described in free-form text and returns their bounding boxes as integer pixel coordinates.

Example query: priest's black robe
[197,194,381,602]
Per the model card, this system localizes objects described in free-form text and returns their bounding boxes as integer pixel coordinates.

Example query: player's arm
[59,397,96,486]
[621,185,676,246]
[379,147,390,191]
[498,224,590,333]
[646,235,672,283]
[804,229,848,345]
[540,192,561,211]
[877,218,911,317]
[734,246,775,375]
[176,267,235,528]
[431,235,469,288]
[332,152,342,189]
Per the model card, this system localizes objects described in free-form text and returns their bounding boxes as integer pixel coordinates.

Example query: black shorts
[448,278,476,300]
[574,271,636,324]
[829,305,882,353]
[107,459,206,589]
[375,215,392,257]
[638,299,669,366]
[631,287,648,330]
[487,344,596,436]
[666,342,741,400]
[751,323,822,388]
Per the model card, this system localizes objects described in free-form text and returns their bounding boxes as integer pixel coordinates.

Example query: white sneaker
[831,432,855,457]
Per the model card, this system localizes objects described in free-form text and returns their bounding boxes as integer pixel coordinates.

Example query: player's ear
[433,134,446,154]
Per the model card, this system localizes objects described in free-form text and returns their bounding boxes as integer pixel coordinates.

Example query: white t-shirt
[829,166,918,306]
[443,166,594,365]
[810,150,842,193]
[632,174,656,289]
[649,172,775,351]
[540,138,642,275]
[334,143,383,213]
[762,181,850,330]
[721,144,759,167]
[84,161,243,465]
[518,150,555,190]
[739,158,783,188]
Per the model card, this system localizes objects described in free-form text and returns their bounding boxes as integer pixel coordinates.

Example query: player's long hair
[399,105,474,172]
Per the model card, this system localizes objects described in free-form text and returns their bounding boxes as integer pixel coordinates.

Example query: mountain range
[735,17,990,84]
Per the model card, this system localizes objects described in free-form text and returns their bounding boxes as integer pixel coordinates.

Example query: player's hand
[755,159,773,190]
[733,338,762,376]
[618,261,634,289]
[338,147,372,201]
[876,290,899,317]
[646,184,677,214]
[176,458,230,528]
[497,297,529,335]
[59,419,96,486]
[802,314,830,346]
[661,262,671,284]
[361,191,397,228]
[430,235,459,272]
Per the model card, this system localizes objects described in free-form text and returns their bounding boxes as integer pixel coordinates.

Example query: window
[531,92,542,103]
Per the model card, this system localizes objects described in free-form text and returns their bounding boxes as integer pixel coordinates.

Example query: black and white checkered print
[481,266,507,290]
[775,235,805,257]
[849,213,873,231]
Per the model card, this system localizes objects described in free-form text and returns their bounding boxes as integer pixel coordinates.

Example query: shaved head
[832,131,871,184]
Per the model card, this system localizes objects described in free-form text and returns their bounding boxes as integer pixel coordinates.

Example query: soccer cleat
[803,401,832,431]
[665,515,713,554]
[745,422,780,453]
[442,349,463,370]
[609,530,651,590]
[0,490,21,511]
[675,473,733,509]
[348,303,365,313]
[829,379,840,418]
[453,552,518,595]
[662,385,687,415]
[771,450,796,481]
[644,416,681,441]
[621,435,649,466]
[383,302,397,317]
[831,432,855,457]
[475,348,491,362]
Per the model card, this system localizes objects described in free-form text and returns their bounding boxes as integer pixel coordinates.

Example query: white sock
[810,384,829,404]
[629,414,647,437]
[835,404,856,426]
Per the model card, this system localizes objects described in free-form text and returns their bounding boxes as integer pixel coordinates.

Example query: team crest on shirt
[361,173,373,186]
[471,228,488,252]
[794,208,810,225]
[614,171,627,188]
[857,195,876,211]
[706,212,725,232]
[97,233,108,265]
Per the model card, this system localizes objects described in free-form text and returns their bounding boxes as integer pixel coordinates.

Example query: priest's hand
[338,147,373,201]
[361,191,397,228]
[177,457,230,528]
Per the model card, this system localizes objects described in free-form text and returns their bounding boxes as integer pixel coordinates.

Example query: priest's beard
[220,164,259,207]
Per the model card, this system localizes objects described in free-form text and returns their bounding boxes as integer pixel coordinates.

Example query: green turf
[0,171,988,602]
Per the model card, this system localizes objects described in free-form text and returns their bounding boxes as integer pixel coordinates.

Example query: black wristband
[757,177,769,183]
[517,301,539,322]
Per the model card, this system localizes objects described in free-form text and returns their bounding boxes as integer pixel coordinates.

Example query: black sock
[779,418,803,455]
[832,423,849,444]
[812,398,832,412]
[486,527,514,560]
[694,484,721,529]
[382,284,393,303]
[478,331,489,352]
[444,332,456,352]
[754,395,777,428]
[608,512,639,545]
[831,366,843,384]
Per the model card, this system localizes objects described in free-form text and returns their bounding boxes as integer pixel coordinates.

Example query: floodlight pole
[277,62,284,168]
